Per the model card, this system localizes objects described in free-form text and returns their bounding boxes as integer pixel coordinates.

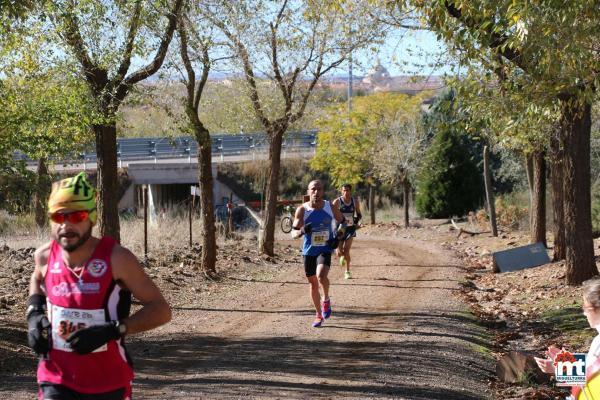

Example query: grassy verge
[540,304,595,348]
[455,310,495,361]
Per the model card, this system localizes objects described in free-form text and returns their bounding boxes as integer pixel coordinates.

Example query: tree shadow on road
[224,276,461,291]
[0,321,37,393]
[0,311,492,399]
[126,310,492,399]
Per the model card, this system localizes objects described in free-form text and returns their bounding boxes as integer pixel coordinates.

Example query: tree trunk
[33,157,50,228]
[483,146,498,237]
[369,184,376,224]
[194,121,217,273]
[259,129,284,256]
[560,98,596,285]
[531,151,547,247]
[403,178,410,228]
[550,131,566,261]
[525,153,534,230]
[93,123,120,242]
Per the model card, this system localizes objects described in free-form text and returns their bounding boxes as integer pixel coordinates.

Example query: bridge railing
[16,130,317,164]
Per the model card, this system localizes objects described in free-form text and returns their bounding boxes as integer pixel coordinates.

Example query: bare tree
[176,9,218,274]
[373,116,426,228]
[201,0,384,255]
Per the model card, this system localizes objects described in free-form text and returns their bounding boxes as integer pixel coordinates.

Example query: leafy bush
[495,194,528,229]
[0,164,37,214]
[415,90,485,218]
[415,126,484,218]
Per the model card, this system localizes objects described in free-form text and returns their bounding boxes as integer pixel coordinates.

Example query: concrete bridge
[117,150,313,216]
[25,131,316,216]
[37,131,317,219]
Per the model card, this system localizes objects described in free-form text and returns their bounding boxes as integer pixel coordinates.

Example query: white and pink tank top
[38,236,134,393]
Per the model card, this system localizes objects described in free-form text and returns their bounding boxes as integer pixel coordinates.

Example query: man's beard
[57,226,92,252]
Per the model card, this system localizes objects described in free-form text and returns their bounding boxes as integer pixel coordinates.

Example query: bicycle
[280,205,294,233]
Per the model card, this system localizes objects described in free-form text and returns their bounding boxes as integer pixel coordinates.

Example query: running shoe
[312,314,324,327]
[339,256,346,267]
[322,298,332,319]
[344,270,352,280]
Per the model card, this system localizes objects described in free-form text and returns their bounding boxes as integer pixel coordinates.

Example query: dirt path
[4,236,493,399]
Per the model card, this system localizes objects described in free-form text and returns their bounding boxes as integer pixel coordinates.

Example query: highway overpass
[25,131,318,217]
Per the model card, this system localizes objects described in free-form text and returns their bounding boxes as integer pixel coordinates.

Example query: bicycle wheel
[280,216,293,233]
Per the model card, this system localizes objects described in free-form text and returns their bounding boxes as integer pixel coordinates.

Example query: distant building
[317,61,445,96]
[362,60,391,86]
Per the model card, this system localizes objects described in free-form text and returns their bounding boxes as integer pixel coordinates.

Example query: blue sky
[352,28,452,77]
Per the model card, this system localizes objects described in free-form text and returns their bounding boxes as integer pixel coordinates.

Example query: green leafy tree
[313,91,428,225]
[452,71,557,248]
[410,0,600,284]
[0,73,98,224]
[415,91,484,218]
[0,23,98,225]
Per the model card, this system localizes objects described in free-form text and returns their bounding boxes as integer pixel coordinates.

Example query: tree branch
[443,0,528,72]
[200,7,270,128]
[178,16,196,113]
[194,45,211,111]
[114,0,143,82]
[60,10,108,96]
[273,0,288,30]
[270,21,290,108]
[115,0,184,103]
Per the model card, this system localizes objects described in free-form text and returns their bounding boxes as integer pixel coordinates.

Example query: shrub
[495,195,528,229]
[415,127,484,218]
[0,165,37,214]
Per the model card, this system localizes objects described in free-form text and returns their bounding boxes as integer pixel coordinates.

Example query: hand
[546,345,563,361]
[534,356,555,375]
[302,223,312,235]
[27,312,51,355]
[26,294,51,356]
[67,321,120,355]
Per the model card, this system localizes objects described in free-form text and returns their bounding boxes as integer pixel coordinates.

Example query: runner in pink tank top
[26,173,171,400]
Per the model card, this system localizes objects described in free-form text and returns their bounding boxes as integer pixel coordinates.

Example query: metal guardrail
[15,130,318,163]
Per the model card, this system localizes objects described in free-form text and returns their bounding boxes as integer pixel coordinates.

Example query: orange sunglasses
[49,210,92,224]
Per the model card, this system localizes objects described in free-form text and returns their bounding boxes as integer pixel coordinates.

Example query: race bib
[311,230,328,246]
[50,304,107,352]
[344,213,354,226]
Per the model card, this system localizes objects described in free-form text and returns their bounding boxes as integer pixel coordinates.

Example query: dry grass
[0,211,261,255]
[362,199,419,225]
[0,211,47,249]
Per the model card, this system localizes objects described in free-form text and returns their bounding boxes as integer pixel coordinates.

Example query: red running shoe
[312,314,324,327]
[322,298,331,319]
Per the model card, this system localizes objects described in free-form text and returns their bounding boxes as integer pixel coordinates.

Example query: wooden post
[228,191,234,235]
[403,178,410,228]
[369,184,376,225]
[143,185,148,260]
[483,146,498,237]
[189,189,194,248]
